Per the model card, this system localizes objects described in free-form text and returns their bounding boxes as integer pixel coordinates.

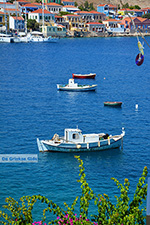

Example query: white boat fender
[98,141,100,147]
[76,144,81,149]
[87,143,89,149]
[108,137,110,145]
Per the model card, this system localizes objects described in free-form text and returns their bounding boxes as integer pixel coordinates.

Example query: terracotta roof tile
[12,16,24,20]
[23,3,38,7]
[30,9,52,14]
[46,3,61,6]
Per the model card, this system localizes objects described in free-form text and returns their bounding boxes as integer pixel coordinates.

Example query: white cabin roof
[65,128,82,132]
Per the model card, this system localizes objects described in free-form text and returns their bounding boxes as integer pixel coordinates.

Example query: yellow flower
[125,178,128,183]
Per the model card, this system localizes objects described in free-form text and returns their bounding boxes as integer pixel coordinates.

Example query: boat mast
[15,0,18,35]
[42,0,45,36]
[24,6,27,34]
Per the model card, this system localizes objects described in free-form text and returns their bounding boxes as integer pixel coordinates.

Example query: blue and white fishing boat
[37,127,125,152]
[57,79,97,91]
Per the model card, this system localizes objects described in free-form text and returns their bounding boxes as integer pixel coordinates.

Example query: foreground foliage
[0,156,148,224]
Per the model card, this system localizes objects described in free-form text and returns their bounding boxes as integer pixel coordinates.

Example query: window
[0,16,2,22]
[72,133,79,139]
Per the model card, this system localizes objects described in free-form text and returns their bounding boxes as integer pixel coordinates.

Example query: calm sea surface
[0,36,150,221]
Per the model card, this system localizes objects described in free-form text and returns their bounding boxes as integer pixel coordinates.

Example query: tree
[84,1,89,10]
[27,19,39,31]
[75,1,78,7]
[122,3,129,8]
[134,5,141,9]
[59,11,73,16]
[89,3,94,11]
[78,1,95,11]
[78,4,84,11]
[142,13,150,19]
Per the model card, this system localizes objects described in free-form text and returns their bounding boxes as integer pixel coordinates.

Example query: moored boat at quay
[37,127,125,152]
[0,33,14,43]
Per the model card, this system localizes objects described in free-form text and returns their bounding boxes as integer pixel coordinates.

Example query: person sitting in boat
[51,133,60,142]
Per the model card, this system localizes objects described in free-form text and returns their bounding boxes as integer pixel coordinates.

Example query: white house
[45,3,62,14]
[9,15,25,30]
[103,19,124,33]
[28,9,55,24]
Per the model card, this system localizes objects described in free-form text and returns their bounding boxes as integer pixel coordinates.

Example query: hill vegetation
[73,0,149,10]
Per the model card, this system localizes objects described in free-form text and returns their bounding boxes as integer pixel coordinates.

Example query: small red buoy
[135,53,144,66]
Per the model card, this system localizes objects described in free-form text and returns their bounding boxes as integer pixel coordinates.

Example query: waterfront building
[9,15,25,31]
[62,14,85,31]
[118,8,143,17]
[97,4,117,18]
[55,14,69,29]
[103,19,124,33]
[20,3,41,14]
[45,3,62,14]
[0,10,9,31]
[86,22,105,33]
[121,17,150,33]
[42,23,66,37]
[28,8,55,24]
[76,10,106,23]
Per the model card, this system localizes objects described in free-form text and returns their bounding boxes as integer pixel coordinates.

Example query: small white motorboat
[57,79,97,91]
[37,127,125,152]
[0,33,13,43]
[30,31,58,43]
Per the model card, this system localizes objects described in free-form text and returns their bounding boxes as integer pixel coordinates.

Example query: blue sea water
[0,36,150,222]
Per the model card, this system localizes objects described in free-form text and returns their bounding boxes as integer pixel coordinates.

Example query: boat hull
[0,37,13,43]
[37,137,123,153]
[30,37,58,43]
[72,73,96,79]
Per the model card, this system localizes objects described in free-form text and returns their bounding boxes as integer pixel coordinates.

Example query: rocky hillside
[75,0,150,10]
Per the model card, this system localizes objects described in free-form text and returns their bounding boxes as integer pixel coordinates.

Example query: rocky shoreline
[67,30,150,38]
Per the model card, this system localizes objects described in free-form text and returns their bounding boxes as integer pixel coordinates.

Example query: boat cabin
[68,79,78,87]
[64,128,82,142]
[64,128,106,143]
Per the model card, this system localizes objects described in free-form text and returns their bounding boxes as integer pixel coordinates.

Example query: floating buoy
[104,77,106,80]
[135,104,138,110]
[135,53,144,66]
